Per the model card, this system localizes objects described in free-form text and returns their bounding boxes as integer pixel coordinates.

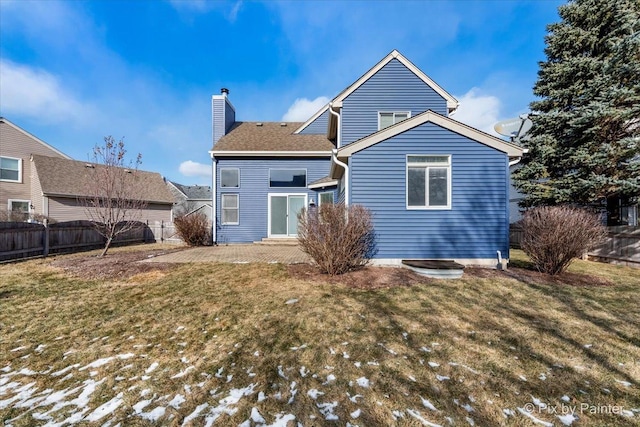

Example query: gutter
[328,103,349,206]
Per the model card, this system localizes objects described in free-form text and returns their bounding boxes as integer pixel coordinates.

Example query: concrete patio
[144,244,310,264]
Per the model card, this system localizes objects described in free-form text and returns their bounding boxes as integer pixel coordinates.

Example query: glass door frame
[267,193,308,238]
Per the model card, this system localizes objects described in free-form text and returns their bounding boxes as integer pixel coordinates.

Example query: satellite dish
[494,114,533,142]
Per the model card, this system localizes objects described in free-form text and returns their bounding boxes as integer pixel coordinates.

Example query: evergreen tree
[514,0,640,207]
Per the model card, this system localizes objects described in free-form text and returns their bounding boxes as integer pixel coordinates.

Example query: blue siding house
[210,50,525,267]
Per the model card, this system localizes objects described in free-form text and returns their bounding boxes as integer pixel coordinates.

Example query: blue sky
[0,0,562,185]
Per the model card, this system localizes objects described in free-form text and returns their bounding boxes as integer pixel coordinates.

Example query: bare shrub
[297,203,377,275]
[521,206,607,275]
[174,212,211,246]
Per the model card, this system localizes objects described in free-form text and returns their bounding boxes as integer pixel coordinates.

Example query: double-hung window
[379,112,410,130]
[0,157,21,182]
[406,155,451,209]
[221,194,239,225]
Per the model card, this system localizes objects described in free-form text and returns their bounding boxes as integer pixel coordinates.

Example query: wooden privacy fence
[510,224,640,267]
[0,220,181,262]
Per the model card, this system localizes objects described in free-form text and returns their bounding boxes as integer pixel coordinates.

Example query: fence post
[43,219,50,257]
[161,220,165,243]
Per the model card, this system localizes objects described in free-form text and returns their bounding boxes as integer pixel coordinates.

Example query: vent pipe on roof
[221,88,229,97]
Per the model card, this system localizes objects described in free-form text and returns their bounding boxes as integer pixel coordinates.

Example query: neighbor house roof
[211,122,334,157]
[31,155,175,204]
[169,182,212,200]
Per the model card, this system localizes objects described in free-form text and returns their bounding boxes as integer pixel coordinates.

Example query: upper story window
[0,156,21,182]
[406,155,451,209]
[220,168,239,188]
[379,112,410,130]
[269,169,307,188]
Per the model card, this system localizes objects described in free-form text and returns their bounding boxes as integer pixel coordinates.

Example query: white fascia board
[294,103,330,134]
[308,179,339,189]
[0,117,72,159]
[210,151,332,157]
[337,111,526,158]
[331,50,459,113]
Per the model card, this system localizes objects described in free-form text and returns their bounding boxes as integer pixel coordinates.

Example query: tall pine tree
[514,0,640,210]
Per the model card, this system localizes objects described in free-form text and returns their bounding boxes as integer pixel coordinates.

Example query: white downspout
[211,153,217,244]
[328,103,349,206]
[332,149,349,207]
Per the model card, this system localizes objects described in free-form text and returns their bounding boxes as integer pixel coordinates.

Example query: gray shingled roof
[170,182,212,200]
[212,122,334,152]
[32,155,175,204]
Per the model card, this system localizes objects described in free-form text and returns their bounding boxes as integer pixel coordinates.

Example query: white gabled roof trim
[308,179,338,189]
[336,110,526,158]
[209,150,331,158]
[293,103,330,134]
[0,117,72,159]
[331,50,459,112]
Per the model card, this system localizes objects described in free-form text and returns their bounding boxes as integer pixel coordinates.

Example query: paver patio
[144,244,310,264]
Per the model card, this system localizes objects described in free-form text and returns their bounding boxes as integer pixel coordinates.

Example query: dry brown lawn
[0,244,639,426]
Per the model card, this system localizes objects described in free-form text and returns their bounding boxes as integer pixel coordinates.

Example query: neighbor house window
[220,168,239,188]
[8,199,30,221]
[221,194,239,225]
[319,191,334,205]
[0,157,21,182]
[269,169,307,188]
[379,112,410,130]
[406,155,451,209]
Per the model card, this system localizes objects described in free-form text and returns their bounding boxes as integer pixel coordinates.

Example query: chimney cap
[221,88,229,96]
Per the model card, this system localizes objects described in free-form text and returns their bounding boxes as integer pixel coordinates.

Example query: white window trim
[220,167,240,188]
[0,156,23,183]
[378,111,411,130]
[268,168,308,188]
[405,154,452,210]
[318,191,334,205]
[221,193,239,225]
[8,199,31,212]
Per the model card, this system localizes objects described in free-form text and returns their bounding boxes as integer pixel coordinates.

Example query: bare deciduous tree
[81,136,147,257]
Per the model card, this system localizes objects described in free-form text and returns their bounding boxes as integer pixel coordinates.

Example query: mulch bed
[50,247,184,281]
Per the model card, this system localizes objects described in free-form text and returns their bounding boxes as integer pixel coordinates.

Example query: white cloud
[452,88,502,136]
[0,60,92,124]
[179,160,211,178]
[282,96,330,122]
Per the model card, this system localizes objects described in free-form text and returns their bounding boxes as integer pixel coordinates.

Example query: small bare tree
[520,206,607,275]
[297,203,377,275]
[81,136,147,257]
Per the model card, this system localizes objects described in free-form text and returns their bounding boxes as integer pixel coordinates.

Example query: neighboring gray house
[166,181,213,221]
